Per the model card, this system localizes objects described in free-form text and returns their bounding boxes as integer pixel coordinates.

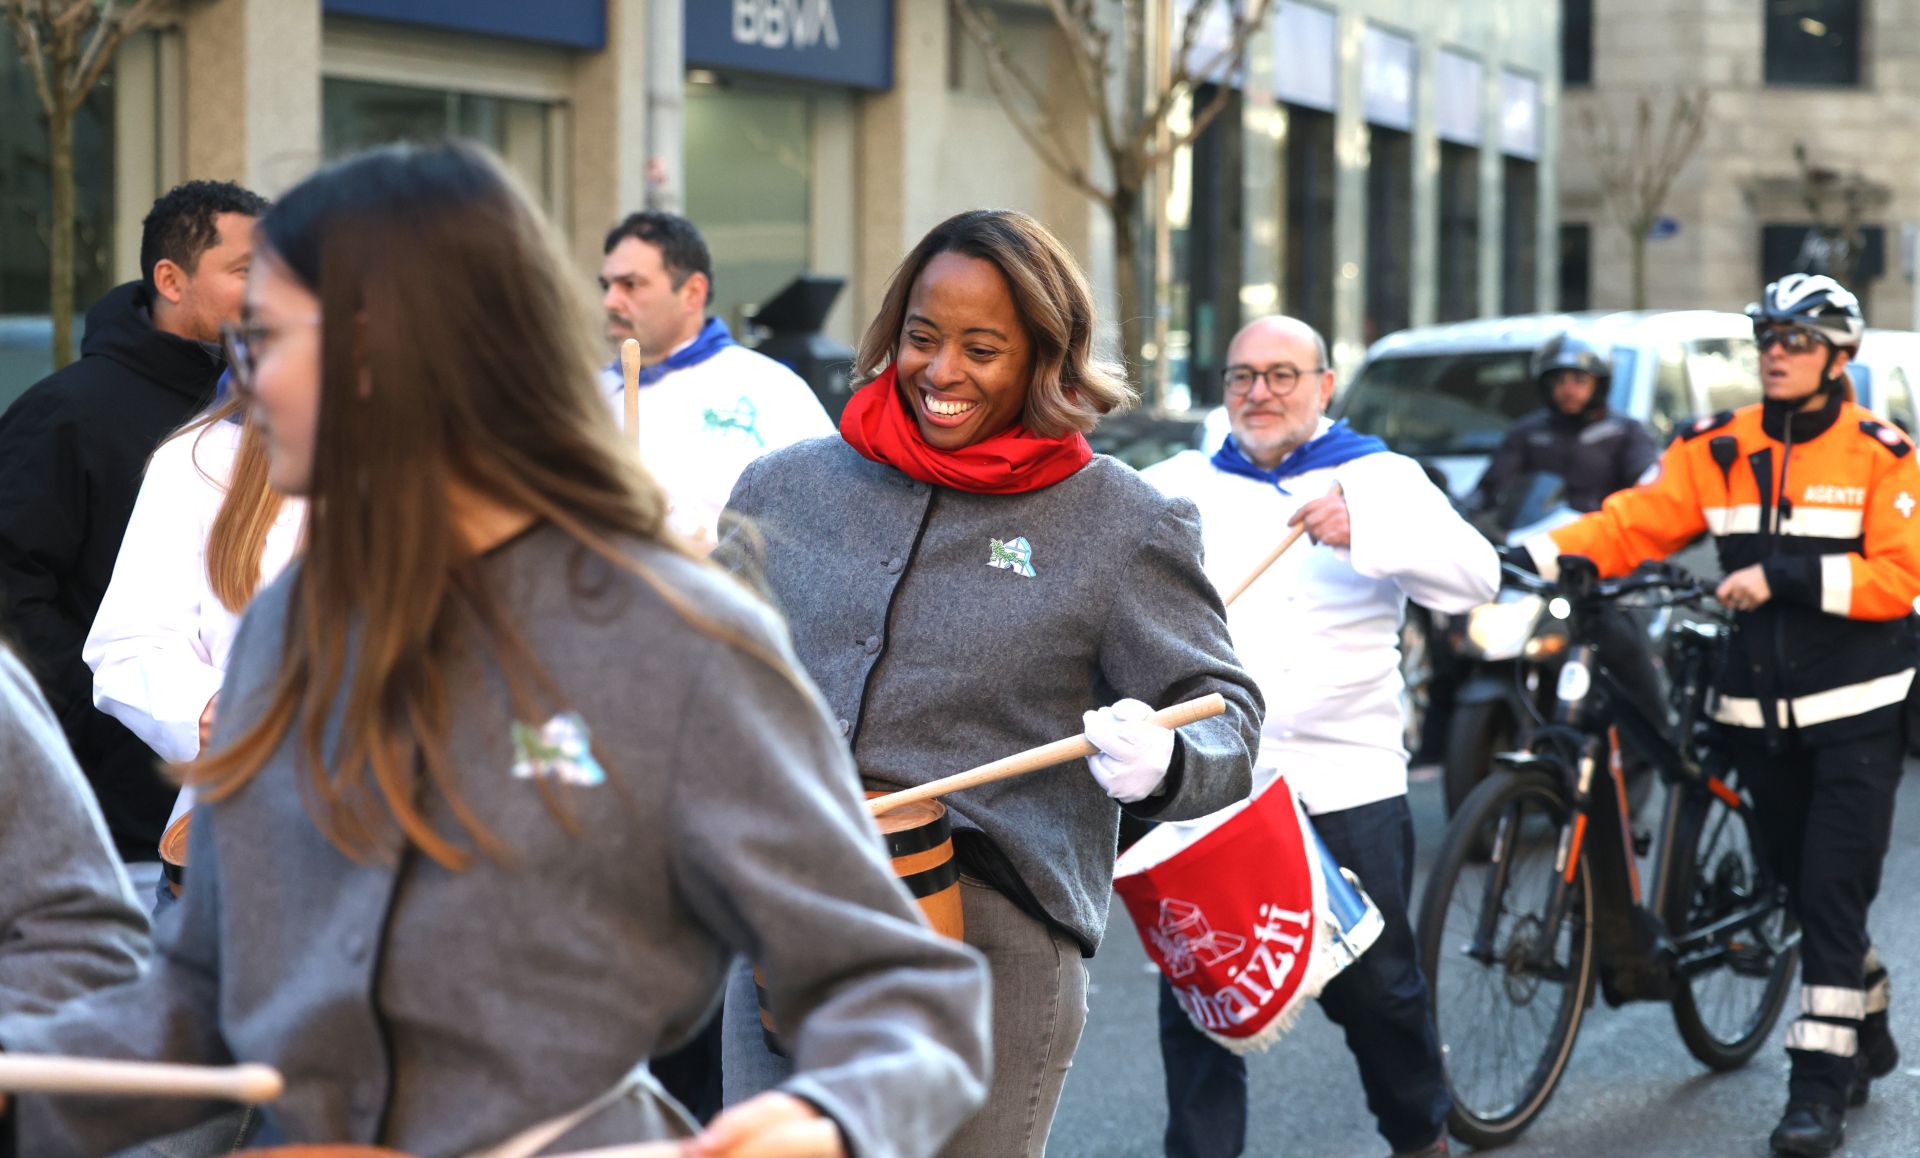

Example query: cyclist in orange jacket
[1513,274,1920,1158]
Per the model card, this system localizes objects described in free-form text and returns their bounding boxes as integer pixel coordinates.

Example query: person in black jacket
[0,180,266,862]
[1474,330,1660,515]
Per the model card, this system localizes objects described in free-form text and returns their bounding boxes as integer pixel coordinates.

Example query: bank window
[1285,104,1337,342]
[1563,0,1593,87]
[1559,223,1591,312]
[1764,0,1862,87]
[323,78,557,210]
[1365,127,1412,344]
[1502,159,1538,315]
[684,79,813,337]
[1436,143,1479,323]
[1167,84,1243,409]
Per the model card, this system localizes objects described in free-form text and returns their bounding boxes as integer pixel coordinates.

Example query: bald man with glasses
[1142,316,1498,1158]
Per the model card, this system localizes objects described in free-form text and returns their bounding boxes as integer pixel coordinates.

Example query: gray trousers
[722,876,1087,1157]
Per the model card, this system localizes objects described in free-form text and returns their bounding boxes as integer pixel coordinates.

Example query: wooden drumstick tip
[619,338,641,383]
[227,1063,285,1103]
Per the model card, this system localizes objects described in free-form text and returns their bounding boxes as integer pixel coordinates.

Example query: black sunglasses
[1755,327,1825,355]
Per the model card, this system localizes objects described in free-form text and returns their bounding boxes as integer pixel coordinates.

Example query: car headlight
[1464,594,1546,661]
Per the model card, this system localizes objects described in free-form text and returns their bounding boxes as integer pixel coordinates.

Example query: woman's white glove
[1083,698,1175,803]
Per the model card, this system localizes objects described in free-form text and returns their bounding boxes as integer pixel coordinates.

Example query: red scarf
[839,366,1093,494]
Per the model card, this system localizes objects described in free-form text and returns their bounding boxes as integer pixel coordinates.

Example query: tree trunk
[1110,186,1151,405]
[48,96,76,369]
[1628,226,1647,311]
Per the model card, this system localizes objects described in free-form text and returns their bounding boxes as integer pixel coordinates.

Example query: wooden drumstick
[866,693,1226,816]
[620,337,641,446]
[1220,482,1344,607]
[0,1056,283,1103]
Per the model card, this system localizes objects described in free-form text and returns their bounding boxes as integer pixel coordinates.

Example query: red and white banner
[1114,775,1379,1054]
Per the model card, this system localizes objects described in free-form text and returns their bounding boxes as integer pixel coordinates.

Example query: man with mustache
[1143,315,1497,1158]
[598,211,832,551]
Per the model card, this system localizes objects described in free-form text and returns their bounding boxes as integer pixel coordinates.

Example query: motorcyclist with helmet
[1435,332,1666,775]
[1474,330,1660,515]
[1511,274,1920,1157]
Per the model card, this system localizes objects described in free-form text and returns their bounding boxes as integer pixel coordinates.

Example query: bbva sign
[733,0,841,51]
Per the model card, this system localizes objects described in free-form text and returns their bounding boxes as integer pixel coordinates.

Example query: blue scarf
[1211,421,1388,494]
[613,316,736,388]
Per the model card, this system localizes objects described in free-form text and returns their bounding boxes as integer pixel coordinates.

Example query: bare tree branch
[74,0,162,99]
[1575,88,1710,308]
[3,3,57,119]
[949,0,1111,204]
[1039,0,1124,163]
[950,0,1277,375]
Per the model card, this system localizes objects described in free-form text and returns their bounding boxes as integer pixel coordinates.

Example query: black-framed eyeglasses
[1755,325,1825,355]
[1222,363,1327,398]
[219,316,320,390]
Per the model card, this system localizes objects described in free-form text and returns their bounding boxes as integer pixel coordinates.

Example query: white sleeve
[760,365,834,447]
[82,436,226,764]
[674,361,834,547]
[1339,453,1499,614]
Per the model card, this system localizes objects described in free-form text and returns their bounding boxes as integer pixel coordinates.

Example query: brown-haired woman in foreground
[0,142,989,1158]
[718,209,1262,1155]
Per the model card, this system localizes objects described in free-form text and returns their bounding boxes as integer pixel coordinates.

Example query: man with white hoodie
[598,212,832,549]
[1142,316,1499,1158]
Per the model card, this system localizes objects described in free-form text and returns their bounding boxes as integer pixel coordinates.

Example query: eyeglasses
[1755,326,1825,355]
[1223,363,1327,398]
[219,316,321,390]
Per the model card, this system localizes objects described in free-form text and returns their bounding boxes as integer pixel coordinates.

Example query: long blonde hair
[855,208,1135,436]
[168,395,286,614]
[190,142,780,870]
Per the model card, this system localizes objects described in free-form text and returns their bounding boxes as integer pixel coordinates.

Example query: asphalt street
[1052,761,1920,1157]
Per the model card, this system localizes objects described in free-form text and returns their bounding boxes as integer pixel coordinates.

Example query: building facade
[2,0,1559,408]
[0,0,1096,383]
[1562,0,1920,328]
[1163,0,1562,404]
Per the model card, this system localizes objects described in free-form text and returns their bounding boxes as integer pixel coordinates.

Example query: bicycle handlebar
[1499,559,1719,609]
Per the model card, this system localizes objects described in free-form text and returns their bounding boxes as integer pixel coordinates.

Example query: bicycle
[1415,555,1800,1149]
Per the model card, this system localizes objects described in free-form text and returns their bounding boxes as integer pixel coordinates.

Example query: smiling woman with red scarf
[716,209,1263,1155]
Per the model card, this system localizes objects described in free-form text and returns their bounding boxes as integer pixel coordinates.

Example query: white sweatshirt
[604,340,834,545]
[83,419,304,766]
[1143,424,1499,814]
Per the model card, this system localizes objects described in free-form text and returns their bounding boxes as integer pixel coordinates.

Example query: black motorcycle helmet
[1530,331,1611,419]
[1744,273,1864,398]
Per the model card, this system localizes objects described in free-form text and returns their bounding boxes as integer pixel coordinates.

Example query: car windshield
[1335,350,1537,456]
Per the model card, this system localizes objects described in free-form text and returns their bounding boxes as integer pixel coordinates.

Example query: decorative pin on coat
[988,536,1036,578]
[511,712,607,786]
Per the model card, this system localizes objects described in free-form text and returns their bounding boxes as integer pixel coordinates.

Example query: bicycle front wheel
[1417,769,1595,1149]
[1665,776,1799,1070]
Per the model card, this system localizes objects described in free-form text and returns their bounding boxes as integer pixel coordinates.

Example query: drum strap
[464,1062,696,1158]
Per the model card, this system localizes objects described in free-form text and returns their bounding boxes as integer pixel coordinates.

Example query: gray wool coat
[720,438,1263,953]
[0,526,990,1158]
[0,648,149,1012]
